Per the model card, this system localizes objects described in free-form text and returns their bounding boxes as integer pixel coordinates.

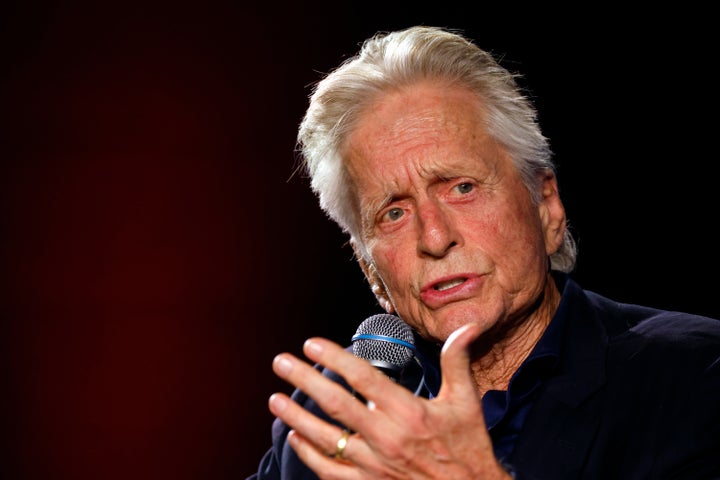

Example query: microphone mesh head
[352,314,415,370]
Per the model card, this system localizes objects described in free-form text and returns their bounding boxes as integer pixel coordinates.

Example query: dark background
[0,2,716,478]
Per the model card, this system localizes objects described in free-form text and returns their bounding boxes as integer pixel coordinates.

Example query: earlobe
[352,242,396,314]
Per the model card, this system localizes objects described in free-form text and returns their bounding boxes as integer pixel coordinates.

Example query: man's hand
[268,322,513,479]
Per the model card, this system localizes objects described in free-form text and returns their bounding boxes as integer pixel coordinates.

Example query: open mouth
[433,277,466,291]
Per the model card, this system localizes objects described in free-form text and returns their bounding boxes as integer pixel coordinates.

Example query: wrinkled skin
[269,81,567,479]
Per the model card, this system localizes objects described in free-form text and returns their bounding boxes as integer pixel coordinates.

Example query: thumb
[436,322,484,401]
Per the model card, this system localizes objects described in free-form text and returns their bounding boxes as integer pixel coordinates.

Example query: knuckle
[320,392,345,418]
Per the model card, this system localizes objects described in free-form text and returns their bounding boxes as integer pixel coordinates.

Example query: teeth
[434,278,465,291]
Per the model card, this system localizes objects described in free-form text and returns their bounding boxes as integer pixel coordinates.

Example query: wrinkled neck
[470,273,561,395]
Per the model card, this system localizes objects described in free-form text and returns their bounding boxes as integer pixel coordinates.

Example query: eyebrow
[362,191,394,227]
[361,167,460,220]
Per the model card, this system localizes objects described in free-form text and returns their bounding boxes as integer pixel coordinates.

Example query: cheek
[474,205,544,262]
[372,247,408,293]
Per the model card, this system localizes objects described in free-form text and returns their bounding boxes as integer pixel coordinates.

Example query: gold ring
[334,429,350,459]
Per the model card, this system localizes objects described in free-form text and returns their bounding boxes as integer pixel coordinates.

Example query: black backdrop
[1,2,716,478]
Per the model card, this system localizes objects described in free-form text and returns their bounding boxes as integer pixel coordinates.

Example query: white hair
[297,26,576,272]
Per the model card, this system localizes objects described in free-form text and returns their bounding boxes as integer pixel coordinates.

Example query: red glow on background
[0,2,308,478]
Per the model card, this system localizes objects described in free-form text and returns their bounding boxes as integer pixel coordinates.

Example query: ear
[538,172,566,256]
[351,241,396,314]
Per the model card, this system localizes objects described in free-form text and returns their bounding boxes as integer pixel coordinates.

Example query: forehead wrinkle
[348,83,498,238]
[377,105,487,181]
[383,107,452,155]
[357,133,483,211]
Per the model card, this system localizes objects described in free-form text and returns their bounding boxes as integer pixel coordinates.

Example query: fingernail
[269,393,287,413]
[287,429,299,447]
[304,339,323,356]
[273,355,293,376]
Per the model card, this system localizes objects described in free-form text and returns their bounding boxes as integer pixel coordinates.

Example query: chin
[434,308,497,339]
[421,320,466,344]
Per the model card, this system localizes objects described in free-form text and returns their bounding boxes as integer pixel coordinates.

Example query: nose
[416,200,459,258]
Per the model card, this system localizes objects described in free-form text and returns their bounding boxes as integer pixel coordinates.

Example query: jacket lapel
[510,281,609,478]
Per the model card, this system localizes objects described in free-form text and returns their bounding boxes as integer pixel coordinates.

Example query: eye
[383,207,405,222]
[455,182,474,194]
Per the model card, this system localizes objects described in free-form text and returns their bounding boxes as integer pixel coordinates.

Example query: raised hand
[268,322,513,480]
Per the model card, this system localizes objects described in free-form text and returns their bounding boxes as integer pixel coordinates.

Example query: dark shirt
[483,297,565,463]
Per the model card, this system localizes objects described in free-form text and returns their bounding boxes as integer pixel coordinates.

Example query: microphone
[351,313,416,382]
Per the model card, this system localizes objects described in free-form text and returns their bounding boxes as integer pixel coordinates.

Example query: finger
[268,392,351,456]
[272,345,419,469]
[437,322,484,400]
[272,394,378,471]
[286,430,361,480]
[271,352,369,432]
[302,337,418,415]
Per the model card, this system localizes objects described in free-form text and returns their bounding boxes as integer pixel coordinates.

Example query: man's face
[345,82,565,343]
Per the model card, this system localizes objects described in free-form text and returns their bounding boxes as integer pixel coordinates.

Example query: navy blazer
[248,276,720,479]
